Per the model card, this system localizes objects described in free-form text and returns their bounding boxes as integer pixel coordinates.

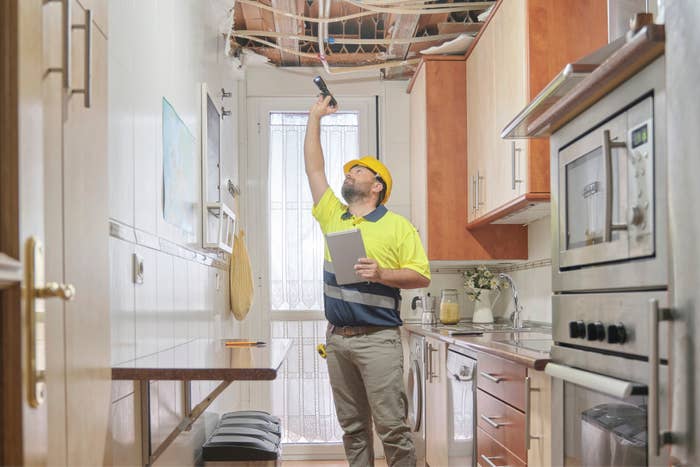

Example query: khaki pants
[326,327,415,467]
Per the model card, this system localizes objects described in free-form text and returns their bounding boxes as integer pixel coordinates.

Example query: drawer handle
[480,371,504,383]
[480,454,506,467]
[481,414,508,429]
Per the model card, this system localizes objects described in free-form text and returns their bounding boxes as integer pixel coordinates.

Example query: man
[304,94,431,467]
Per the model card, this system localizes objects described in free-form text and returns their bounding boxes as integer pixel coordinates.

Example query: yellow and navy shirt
[312,187,430,327]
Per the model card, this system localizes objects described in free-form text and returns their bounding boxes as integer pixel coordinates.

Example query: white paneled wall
[108,0,243,464]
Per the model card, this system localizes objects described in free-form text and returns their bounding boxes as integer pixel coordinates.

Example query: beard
[341,181,370,204]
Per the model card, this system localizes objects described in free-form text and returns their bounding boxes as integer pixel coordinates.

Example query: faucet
[498,273,523,329]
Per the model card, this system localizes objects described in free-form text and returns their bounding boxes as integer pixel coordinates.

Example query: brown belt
[329,324,396,337]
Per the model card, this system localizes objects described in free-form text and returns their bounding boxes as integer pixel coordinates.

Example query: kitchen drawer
[477,352,526,409]
[477,427,526,467]
[477,389,526,461]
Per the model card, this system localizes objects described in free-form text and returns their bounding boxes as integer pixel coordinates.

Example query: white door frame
[241,96,378,458]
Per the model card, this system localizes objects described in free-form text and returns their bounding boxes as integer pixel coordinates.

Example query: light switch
[133,253,144,284]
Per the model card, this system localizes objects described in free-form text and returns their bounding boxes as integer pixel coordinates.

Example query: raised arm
[304,95,337,205]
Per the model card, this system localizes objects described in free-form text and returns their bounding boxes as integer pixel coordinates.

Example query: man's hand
[354,258,430,289]
[354,257,383,283]
[309,95,338,120]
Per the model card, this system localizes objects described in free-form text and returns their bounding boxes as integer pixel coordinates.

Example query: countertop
[112,338,292,381]
[404,323,552,370]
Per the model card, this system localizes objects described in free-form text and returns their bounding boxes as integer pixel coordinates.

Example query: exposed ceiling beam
[271,0,305,65]
[383,12,420,79]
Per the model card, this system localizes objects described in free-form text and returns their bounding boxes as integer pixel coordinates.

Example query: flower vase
[471,288,500,324]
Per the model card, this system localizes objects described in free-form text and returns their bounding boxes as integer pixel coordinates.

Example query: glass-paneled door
[245,97,376,456]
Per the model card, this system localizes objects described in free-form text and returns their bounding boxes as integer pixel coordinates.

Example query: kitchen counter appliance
[446,346,476,466]
[547,53,670,466]
[407,333,427,467]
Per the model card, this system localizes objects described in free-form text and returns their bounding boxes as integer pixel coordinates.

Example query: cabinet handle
[471,175,477,214]
[480,454,505,467]
[649,299,673,456]
[46,0,72,88]
[71,9,93,108]
[479,371,503,383]
[476,170,485,209]
[511,142,523,190]
[525,375,541,450]
[481,414,508,429]
[427,343,438,382]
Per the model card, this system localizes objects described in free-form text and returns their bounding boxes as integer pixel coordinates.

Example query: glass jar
[439,289,460,325]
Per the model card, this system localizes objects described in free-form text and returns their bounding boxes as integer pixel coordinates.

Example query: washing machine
[406,333,426,466]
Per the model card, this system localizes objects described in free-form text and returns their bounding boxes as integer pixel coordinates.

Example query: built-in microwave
[551,56,667,293]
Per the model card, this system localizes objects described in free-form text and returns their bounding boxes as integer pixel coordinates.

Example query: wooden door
[0,1,111,465]
[526,370,552,467]
[1,0,52,464]
[425,337,448,467]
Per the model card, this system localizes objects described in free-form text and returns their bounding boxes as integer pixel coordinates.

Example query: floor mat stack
[202,411,282,465]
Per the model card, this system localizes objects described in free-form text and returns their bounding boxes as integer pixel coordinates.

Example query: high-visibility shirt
[312,187,430,327]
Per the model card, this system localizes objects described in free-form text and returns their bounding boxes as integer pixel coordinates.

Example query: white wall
[107,1,244,464]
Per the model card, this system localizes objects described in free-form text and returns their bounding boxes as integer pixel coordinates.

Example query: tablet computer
[325,229,367,285]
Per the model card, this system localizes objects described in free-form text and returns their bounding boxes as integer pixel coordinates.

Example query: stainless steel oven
[547,292,670,466]
[548,54,673,466]
[551,56,667,293]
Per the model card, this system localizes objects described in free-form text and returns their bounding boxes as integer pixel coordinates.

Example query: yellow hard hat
[343,156,393,205]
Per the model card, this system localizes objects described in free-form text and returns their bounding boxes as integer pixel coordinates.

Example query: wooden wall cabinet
[425,337,449,467]
[475,352,552,466]
[408,56,527,261]
[466,0,608,227]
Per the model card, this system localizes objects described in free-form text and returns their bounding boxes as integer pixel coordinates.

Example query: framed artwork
[162,97,197,235]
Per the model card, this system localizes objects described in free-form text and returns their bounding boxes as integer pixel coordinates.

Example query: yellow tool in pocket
[316,343,327,359]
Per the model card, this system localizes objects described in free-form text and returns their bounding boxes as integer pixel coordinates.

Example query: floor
[282,460,388,466]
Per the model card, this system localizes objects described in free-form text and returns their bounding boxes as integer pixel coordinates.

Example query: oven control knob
[630,206,645,226]
[587,322,605,341]
[607,324,627,344]
[569,320,586,339]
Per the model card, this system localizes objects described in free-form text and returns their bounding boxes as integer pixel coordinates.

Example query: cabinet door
[526,370,552,467]
[425,337,448,467]
[466,23,495,221]
[490,0,528,210]
[62,2,112,464]
[409,68,428,246]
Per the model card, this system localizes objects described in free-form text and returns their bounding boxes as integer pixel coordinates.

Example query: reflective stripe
[324,284,397,310]
[324,261,334,273]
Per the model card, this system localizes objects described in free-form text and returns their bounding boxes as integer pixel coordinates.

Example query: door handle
[427,343,438,382]
[24,237,76,408]
[602,130,628,241]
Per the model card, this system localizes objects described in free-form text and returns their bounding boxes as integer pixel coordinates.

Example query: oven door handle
[602,129,629,242]
[544,363,646,399]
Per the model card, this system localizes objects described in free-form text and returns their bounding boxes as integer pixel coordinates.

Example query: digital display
[631,124,648,148]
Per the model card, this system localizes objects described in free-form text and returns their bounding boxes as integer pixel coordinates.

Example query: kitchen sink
[492,334,553,353]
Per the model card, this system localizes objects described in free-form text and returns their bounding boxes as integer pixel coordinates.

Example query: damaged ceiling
[229,0,495,79]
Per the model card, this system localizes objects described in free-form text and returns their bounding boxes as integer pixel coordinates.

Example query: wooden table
[112,338,292,466]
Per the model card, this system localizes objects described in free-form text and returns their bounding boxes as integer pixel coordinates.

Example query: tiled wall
[401,216,554,324]
[107,0,244,463]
